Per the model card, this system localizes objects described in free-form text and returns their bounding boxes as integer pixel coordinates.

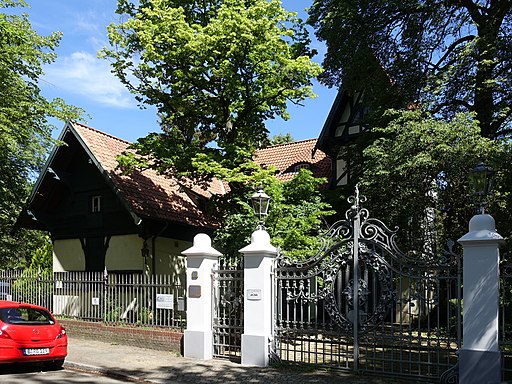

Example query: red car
[0,301,67,369]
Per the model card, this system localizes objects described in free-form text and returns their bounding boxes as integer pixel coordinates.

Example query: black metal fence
[500,250,512,381]
[0,270,186,330]
[212,266,244,360]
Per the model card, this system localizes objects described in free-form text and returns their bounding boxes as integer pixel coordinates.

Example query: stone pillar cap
[239,229,277,256]
[182,233,222,257]
[458,214,504,245]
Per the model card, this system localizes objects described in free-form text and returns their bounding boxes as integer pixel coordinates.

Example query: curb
[63,361,165,383]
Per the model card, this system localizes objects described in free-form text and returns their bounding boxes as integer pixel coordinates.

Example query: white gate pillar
[239,228,277,366]
[182,233,221,360]
[458,214,504,384]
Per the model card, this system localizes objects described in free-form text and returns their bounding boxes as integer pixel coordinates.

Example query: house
[314,89,370,188]
[16,122,221,276]
[254,89,370,189]
[17,114,339,276]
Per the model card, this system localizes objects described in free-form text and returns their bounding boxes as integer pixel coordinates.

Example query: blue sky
[23,0,338,143]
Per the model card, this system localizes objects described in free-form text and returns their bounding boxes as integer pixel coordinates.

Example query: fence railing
[0,270,186,330]
[500,252,512,381]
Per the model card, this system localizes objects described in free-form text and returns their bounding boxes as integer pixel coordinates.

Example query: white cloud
[74,18,101,34]
[43,51,136,109]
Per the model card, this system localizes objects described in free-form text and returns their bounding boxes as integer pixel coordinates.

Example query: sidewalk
[64,336,427,384]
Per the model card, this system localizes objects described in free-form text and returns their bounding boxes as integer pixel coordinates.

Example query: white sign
[156,294,174,309]
[247,289,262,301]
[92,297,100,306]
[55,281,63,289]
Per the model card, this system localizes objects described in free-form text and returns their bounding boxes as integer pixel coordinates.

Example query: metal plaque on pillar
[247,289,262,301]
[188,285,201,298]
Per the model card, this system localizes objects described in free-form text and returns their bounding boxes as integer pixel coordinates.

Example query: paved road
[0,364,124,384]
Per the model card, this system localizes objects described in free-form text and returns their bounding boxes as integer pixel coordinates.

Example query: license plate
[23,348,50,356]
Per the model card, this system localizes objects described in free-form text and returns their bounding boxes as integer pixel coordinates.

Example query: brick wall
[59,319,184,353]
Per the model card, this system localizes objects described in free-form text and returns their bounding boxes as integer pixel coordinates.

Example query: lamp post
[458,159,503,384]
[250,185,270,229]
[240,184,277,366]
[468,161,494,214]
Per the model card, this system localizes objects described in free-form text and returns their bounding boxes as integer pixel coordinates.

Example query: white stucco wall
[153,237,188,285]
[53,239,85,272]
[53,234,189,277]
[105,234,144,271]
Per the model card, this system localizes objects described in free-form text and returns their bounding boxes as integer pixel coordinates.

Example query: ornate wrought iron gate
[212,266,244,360]
[272,189,462,381]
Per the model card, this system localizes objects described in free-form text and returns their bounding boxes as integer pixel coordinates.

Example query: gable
[18,128,139,237]
[314,89,369,158]
[311,88,372,188]
[17,122,218,236]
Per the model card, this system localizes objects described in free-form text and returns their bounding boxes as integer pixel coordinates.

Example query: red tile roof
[70,124,331,228]
[254,139,331,182]
[71,122,219,228]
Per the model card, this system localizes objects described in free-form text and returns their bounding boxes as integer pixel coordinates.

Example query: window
[91,195,101,213]
[0,307,54,325]
[294,163,310,172]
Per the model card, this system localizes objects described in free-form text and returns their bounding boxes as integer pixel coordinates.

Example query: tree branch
[431,35,476,70]
[431,99,473,114]
[446,0,484,23]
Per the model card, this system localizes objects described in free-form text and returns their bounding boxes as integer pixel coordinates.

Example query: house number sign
[247,289,262,301]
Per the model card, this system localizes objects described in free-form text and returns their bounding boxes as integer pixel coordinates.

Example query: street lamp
[469,161,494,214]
[251,185,270,229]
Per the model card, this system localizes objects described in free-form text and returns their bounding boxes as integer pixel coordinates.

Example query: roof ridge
[258,138,317,150]
[71,121,131,145]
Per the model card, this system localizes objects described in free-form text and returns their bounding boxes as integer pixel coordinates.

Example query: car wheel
[43,359,65,371]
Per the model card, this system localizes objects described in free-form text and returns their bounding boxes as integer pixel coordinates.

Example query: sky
[21,0,339,143]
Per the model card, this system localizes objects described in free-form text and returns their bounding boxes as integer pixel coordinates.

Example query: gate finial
[346,184,366,221]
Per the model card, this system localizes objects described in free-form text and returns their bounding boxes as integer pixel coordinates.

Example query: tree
[359,110,511,254]
[102,0,322,186]
[267,132,294,146]
[309,0,512,139]
[215,169,334,263]
[101,0,329,259]
[0,0,83,268]
[28,235,53,272]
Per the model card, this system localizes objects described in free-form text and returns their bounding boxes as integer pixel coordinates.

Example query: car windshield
[0,307,54,325]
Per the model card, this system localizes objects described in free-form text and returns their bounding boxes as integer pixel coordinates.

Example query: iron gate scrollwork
[273,187,462,381]
[212,266,243,360]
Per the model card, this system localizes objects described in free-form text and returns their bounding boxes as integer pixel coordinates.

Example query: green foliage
[0,0,84,268]
[359,110,509,254]
[102,0,322,184]
[488,139,512,246]
[265,132,295,146]
[104,300,122,323]
[309,0,512,139]
[215,169,334,263]
[103,0,329,261]
[12,269,53,307]
[137,306,152,325]
[28,235,53,273]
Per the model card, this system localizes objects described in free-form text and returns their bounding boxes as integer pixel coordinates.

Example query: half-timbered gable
[314,89,370,187]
